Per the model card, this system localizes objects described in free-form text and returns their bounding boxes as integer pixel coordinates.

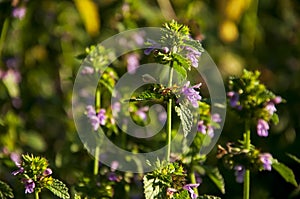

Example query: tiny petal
[259,153,273,171]
[234,165,245,183]
[257,119,269,137]
[265,102,276,115]
[181,81,202,108]
[43,168,52,176]
[12,7,26,19]
[212,113,222,123]
[24,179,35,194]
[197,120,206,134]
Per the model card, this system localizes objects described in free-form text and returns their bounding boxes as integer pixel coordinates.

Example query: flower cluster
[86,105,106,131]
[180,81,202,108]
[217,143,274,183]
[227,70,283,137]
[12,154,53,194]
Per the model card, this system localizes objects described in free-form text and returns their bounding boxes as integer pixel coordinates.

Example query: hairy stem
[243,121,251,199]
[94,81,101,175]
[166,64,174,162]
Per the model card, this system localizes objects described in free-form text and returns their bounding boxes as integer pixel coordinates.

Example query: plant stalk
[94,81,101,175]
[35,191,39,199]
[166,64,174,162]
[189,166,199,196]
[243,121,251,199]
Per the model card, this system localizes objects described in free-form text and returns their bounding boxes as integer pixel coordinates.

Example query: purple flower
[227,91,242,110]
[181,81,202,108]
[81,66,94,75]
[12,7,26,19]
[207,126,214,138]
[183,184,199,199]
[272,96,282,104]
[234,165,245,183]
[184,46,201,68]
[86,105,106,131]
[43,168,52,176]
[265,102,276,115]
[259,153,273,171]
[257,119,269,137]
[197,120,206,134]
[110,161,119,172]
[108,172,119,182]
[136,106,149,121]
[212,113,222,123]
[12,167,24,176]
[144,39,161,55]
[23,179,35,194]
[10,152,21,165]
[127,53,139,74]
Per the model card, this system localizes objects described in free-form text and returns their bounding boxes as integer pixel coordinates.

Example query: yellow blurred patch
[224,0,250,21]
[74,0,100,37]
[219,20,239,43]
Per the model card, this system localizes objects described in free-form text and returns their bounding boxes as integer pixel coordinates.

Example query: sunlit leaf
[272,161,298,187]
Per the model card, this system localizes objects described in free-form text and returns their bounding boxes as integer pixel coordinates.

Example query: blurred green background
[0,0,299,198]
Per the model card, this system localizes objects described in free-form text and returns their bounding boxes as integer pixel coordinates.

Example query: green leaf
[174,190,190,199]
[175,101,193,137]
[198,195,221,199]
[184,39,204,53]
[272,161,298,187]
[287,153,300,164]
[46,178,70,199]
[143,176,160,199]
[0,180,14,199]
[204,167,225,194]
[173,61,187,79]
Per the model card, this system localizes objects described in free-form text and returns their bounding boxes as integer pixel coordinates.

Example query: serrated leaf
[198,195,221,199]
[173,61,187,79]
[204,167,225,194]
[272,161,298,187]
[175,102,193,137]
[287,153,300,164]
[143,176,160,199]
[46,178,70,199]
[0,180,14,199]
[173,53,191,71]
[184,40,204,53]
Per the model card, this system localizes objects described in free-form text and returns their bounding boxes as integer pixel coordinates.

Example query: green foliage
[272,160,298,187]
[45,178,70,199]
[144,160,186,199]
[287,154,300,164]
[0,180,14,199]
[173,190,189,199]
[204,167,225,194]
[227,69,282,124]
[175,101,193,137]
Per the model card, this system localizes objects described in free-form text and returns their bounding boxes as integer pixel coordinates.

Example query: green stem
[189,165,199,196]
[35,191,39,199]
[94,145,100,175]
[166,64,174,162]
[243,121,251,199]
[94,81,101,175]
[0,18,10,63]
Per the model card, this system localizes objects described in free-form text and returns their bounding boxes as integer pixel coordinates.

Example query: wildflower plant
[12,154,70,199]
[218,69,297,199]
